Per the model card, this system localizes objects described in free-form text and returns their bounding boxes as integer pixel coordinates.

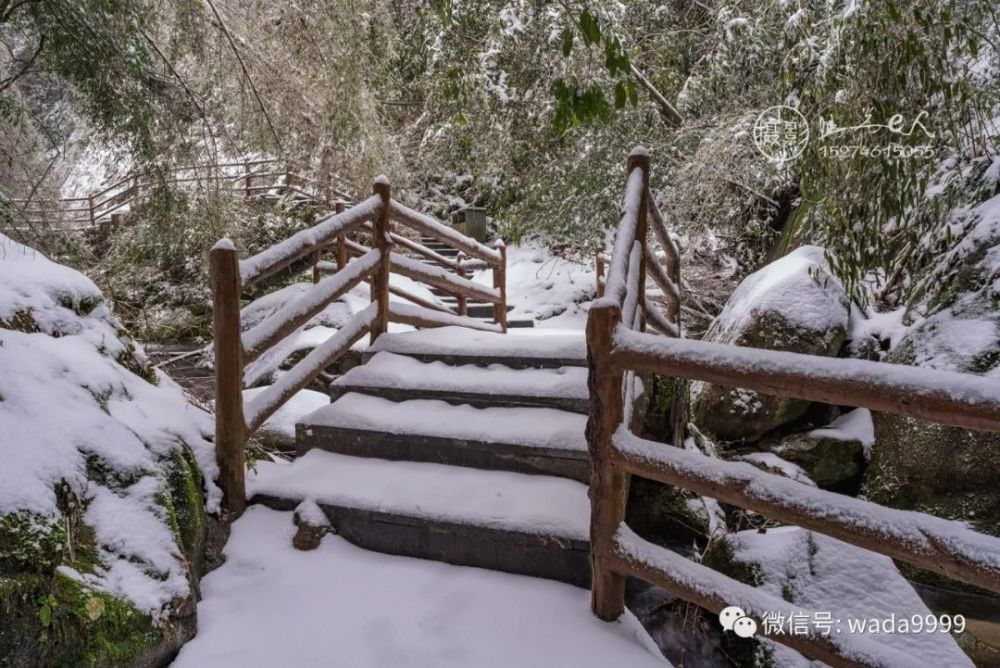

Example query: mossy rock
[0,447,207,667]
[763,431,865,491]
[0,509,191,668]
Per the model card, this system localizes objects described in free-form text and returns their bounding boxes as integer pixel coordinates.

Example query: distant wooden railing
[11,158,350,230]
[587,148,1000,668]
[211,176,507,516]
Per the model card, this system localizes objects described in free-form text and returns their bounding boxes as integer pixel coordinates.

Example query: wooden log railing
[11,158,351,230]
[210,175,508,517]
[586,147,1000,668]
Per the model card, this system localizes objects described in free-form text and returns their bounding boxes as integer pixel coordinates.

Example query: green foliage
[788,0,998,305]
[4,0,206,159]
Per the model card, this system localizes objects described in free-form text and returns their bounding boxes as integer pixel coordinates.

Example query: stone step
[331,351,589,413]
[248,449,590,586]
[365,327,586,369]
[299,393,590,481]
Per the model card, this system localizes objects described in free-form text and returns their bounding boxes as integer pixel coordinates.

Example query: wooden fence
[211,176,507,515]
[11,158,349,230]
[586,147,1000,667]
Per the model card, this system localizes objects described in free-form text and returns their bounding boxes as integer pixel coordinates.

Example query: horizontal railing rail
[210,175,508,517]
[586,147,1000,668]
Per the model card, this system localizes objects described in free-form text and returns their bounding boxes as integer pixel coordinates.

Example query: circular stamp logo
[752,105,809,162]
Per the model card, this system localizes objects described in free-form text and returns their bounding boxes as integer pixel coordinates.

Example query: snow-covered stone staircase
[247,326,593,585]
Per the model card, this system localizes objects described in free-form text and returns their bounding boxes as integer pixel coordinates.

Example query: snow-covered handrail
[314,260,457,315]
[614,427,1000,595]
[388,200,502,265]
[599,160,646,307]
[612,326,1000,433]
[245,304,378,434]
[584,147,1000,668]
[240,194,381,287]
[612,524,935,668]
[390,252,501,305]
[242,248,381,364]
[210,175,509,515]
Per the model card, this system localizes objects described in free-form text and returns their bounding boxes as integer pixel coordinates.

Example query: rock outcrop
[762,409,873,490]
[691,246,850,442]
[0,236,219,666]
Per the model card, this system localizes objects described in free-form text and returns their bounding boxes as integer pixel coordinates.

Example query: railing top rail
[240,194,381,287]
[598,149,648,308]
[612,325,1000,432]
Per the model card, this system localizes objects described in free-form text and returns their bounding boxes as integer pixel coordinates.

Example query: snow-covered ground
[172,506,668,668]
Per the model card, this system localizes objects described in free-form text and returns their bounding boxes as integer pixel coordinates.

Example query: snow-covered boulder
[761,409,874,490]
[866,194,1000,545]
[691,246,849,441]
[705,527,973,667]
[0,236,219,665]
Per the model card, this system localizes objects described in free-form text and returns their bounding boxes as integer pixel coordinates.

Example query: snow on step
[335,351,588,401]
[247,450,590,541]
[302,393,588,452]
[172,506,669,668]
[369,326,586,364]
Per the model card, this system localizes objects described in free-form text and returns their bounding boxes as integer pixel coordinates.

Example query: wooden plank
[245,305,376,434]
[600,153,647,305]
[389,252,501,304]
[210,240,247,517]
[643,302,679,337]
[314,260,456,315]
[611,326,1000,433]
[644,244,679,300]
[240,195,380,287]
[620,242,643,330]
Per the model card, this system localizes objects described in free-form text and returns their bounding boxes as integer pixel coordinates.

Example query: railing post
[586,298,628,620]
[493,241,508,332]
[371,178,392,343]
[244,159,252,198]
[630,150,650,332]
[335,202,347,270]
[88,194,96,228]
[456,251,468,317]
[210,239,247,518]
